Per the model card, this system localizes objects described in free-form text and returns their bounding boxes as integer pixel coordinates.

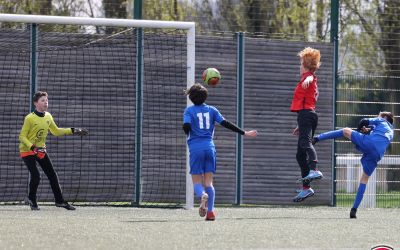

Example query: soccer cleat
[55,202,76,210]
[26,198,40,211]
[205,211,216,221]
[293,188,315,202]
[350,208,357,219]
[312,136,319,145]
[199,193,208,217]
[297,170,323,183]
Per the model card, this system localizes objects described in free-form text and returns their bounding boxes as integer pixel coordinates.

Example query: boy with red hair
[291,47,322,202]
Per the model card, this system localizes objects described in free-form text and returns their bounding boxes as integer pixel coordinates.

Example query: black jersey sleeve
[220,120,245,135]
[183,123,191,135]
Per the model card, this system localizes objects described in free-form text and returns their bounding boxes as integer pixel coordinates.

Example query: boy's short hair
[33,91,48,103]
[380,111,394,125]
[298,47,321,72]
[185,83,208,105]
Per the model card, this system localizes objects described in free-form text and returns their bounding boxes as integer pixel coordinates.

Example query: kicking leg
[314,127,352,144]
[314,128,346,143]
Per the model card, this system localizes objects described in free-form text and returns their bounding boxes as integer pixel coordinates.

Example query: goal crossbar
[0,13,195,30]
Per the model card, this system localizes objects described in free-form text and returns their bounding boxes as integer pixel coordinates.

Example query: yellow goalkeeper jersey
[19,111,72,153]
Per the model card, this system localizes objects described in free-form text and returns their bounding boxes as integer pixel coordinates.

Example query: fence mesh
[335,74,400,208]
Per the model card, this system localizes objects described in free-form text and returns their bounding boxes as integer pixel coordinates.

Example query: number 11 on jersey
[197,112,210,129]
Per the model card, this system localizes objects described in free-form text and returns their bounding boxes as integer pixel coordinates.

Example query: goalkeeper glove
[30,145,46,159]
[72,128,89,136]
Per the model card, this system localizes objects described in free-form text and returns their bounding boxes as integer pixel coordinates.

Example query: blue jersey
[183,104,225,152]
[351,118,394,176]
[368,117,394,156]
[368,117,394,141]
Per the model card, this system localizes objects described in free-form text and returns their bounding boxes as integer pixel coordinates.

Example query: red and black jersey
[290,71,319,112]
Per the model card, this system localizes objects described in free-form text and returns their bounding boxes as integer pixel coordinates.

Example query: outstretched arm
[221,120,244,135]
[48,116,73,136]
[49,116,88,136]
[220,120,257,137]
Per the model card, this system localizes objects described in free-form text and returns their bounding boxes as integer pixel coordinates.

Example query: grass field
[0,205,399,250]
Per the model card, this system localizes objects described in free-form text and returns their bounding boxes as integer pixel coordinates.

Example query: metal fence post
[235,32,245,205]
[30,23,38,111]
[331,0,339,207]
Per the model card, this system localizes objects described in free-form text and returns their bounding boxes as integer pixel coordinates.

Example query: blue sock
[205,186,215,212]
[352,183,367,209]
[317,129,344,141]
[193,183,205,198]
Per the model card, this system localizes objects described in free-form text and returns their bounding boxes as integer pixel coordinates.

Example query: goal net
[0,14,195,208]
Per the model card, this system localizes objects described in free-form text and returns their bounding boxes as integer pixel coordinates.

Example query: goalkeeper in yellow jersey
[19,91,88,210]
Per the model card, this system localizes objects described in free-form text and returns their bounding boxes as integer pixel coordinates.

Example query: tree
[142,0,188,21]
[0,0,85,16]
[316,0,329,41]
[341,0,400,76]
[104,0,127,19]
[341,0,400,191]
[0,0,85,32]
[191,0,330,41]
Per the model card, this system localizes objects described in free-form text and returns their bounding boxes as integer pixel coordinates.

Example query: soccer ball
[202,68,221,86]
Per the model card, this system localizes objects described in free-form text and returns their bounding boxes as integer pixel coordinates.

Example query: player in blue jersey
[313,111,394,218]
[183,83,257,221]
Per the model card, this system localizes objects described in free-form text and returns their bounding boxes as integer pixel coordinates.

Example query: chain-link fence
[335,74,400,207]
[1,1,400,207]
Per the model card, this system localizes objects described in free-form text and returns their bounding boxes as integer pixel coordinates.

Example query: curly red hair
[298,47,321,72]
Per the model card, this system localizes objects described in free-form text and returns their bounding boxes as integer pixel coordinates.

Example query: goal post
[0,14,195,208]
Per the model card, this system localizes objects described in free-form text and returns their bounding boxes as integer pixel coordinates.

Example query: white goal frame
[0,13,195,209]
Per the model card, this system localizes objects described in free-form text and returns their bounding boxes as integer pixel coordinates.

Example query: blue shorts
[351,131,381,176]
[189,149,216,175]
